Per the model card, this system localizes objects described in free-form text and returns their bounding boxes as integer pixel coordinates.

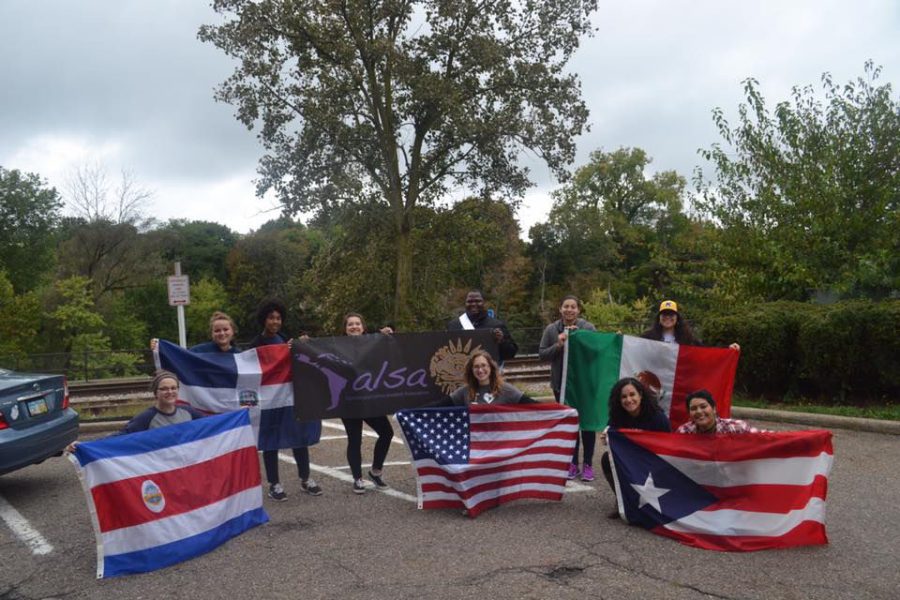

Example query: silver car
[0,369,79,475]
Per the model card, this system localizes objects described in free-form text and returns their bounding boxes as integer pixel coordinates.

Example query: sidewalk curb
[732,406,900,435]
[78,405,900,436]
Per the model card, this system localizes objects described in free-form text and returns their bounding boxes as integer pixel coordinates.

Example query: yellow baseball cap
[659,300,678,313]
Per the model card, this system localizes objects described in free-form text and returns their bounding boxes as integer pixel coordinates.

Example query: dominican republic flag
[396,403,579,518]
[155,340,320,451]
[608,429,833,552]
[69,410,269,578]
[561,331,739,430]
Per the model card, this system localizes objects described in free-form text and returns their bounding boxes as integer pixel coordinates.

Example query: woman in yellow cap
[642,300,739,350]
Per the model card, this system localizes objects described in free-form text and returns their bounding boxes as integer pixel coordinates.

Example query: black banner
[291,330,498,420]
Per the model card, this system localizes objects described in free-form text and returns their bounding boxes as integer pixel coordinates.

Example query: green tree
[695,62,900,300]
[534,147,688,304]
[199,0,597,325]
[0,167,62,292]
[153,219,239,282]
[0,270,41,363]
[184,277,232,345]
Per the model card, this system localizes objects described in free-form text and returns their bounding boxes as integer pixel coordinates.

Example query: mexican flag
[561,331,739,431]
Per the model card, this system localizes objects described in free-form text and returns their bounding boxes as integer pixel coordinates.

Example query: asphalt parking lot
[1,417,898,600]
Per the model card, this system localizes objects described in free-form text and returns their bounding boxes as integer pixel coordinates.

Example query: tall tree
[199,0,597,325]
[695,62,900,300]
[0,167,62,292]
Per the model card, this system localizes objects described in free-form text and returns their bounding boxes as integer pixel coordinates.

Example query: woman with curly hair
[449,350,537,406]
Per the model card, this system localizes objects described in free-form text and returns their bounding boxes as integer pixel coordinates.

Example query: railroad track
[69,355,551,419]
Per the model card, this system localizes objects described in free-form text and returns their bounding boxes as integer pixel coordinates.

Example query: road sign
[167,275,190,306]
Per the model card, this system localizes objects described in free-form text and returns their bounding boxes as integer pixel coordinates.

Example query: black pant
[600,451,615,491]
[262,447,310,484]
[341,416,394,480]
[571,430,596,466]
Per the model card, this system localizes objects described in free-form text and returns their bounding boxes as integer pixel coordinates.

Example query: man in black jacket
[447,290,518,364]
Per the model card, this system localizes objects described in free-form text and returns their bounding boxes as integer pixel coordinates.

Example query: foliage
[696,62,900,300]
[581,290,649,334]
[0,167,62,292]
[184,277,232,345]
[153,219,239,282]
[703,300,900,403]
[0,270,41,361]
[200,0,598,323]
[226,219,321,335]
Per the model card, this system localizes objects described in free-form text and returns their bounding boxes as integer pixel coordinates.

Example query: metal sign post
[167,262,190,348]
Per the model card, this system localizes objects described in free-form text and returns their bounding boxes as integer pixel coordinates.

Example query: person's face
[345,316,364,336]
[560,299,580,323]
[689,397,717,432]
[155,377,179,411]
[211,319,234,347]
[465,292,485,317]
[620,384,642,417]
[471,356,492,386]
[659,310,678,330]
[264,311,283,336]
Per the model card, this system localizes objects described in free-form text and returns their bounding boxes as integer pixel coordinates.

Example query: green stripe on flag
[563,331,622,431]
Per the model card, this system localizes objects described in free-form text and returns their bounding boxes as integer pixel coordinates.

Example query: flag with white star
[608,429,833,551]
[397,403,579,517]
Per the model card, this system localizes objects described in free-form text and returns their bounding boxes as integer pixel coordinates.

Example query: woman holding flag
[341,312,395,494]
[599,377,670,515]
[449,350,538,406]
[538,295,597,481]
[248,300,323,501]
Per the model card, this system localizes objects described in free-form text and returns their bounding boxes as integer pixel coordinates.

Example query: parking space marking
[0,494,53,555]
[278,453,419,503]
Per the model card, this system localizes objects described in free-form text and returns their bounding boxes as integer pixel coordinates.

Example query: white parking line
[0,494,53,555]
[277,453,418,503]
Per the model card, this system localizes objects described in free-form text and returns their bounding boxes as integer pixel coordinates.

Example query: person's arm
[496,323,518,361]
[537,323,562,362]
[649,411,671,432]
[518,393,539,404]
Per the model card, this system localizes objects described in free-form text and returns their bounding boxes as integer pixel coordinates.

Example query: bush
[702,300,900,404]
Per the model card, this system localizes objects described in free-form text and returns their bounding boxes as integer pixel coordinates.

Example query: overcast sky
[1,0,897,237]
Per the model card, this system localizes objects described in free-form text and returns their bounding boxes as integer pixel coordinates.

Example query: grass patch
[733,395,900,421]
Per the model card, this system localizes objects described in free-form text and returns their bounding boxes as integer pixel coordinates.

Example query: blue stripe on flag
[74,410,250,467]
[158,340,239,388]
[257,405,322,451]
[101,506,269,578]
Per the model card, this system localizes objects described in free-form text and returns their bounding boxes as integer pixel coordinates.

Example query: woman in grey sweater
[538,295,596,481]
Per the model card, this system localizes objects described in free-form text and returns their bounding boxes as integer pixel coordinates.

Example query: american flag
[396,403,579,518]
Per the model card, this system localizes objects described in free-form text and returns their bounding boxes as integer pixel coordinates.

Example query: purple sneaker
[567,463,580,480]
[581,465,595,482]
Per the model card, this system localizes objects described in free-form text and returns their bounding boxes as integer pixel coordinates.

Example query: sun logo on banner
[141,480,166,513]
[430,338,483,394]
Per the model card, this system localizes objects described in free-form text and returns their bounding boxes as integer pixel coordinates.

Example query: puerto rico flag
[155,340,320,451]
[397,403,579,518]
[608,429,833,552]
[562,331,739,430]
[69,411,269,578]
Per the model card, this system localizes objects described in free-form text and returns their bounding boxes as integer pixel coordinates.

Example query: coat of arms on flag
[396,403,579,518]
[69,410,269,577]
[562,331,739,430]
[608,429,833,552]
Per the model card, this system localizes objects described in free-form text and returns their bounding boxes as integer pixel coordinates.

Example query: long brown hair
[464,350,503,400]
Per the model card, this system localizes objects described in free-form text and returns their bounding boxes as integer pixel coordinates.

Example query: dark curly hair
[256,299,287,329]
[642,302,699,345]
[608,377,663,427]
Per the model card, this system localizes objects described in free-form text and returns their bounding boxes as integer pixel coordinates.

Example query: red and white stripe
[413,404,578,518]
[620,430,833,551]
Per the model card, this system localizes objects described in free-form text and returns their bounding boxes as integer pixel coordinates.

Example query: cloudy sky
[2,1,897,236]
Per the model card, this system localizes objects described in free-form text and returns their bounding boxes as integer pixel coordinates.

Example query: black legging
[571,430,597,467]
[341,416,394,480]
[600,451,615,491]
[262,447,310,484]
